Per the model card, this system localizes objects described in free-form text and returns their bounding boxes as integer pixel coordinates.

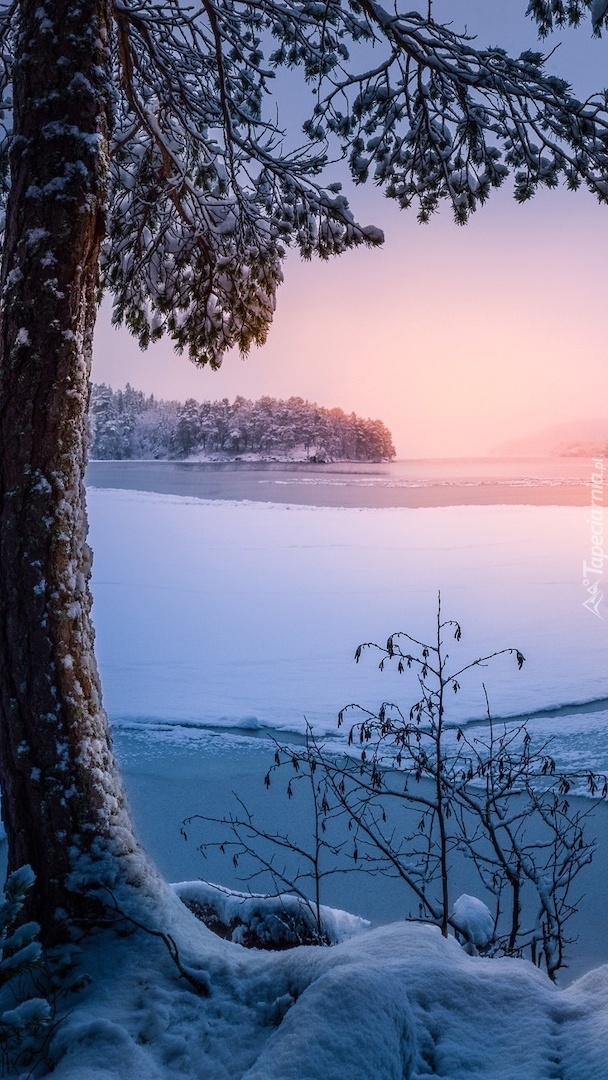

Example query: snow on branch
[103,0,608,365]
[2,2,608,365]
[526,1,608,36]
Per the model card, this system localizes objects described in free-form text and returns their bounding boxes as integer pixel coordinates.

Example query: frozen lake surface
[87,476,608,773]
[85,460,608,978]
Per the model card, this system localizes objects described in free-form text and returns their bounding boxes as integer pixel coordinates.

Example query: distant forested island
[89,384,396,462]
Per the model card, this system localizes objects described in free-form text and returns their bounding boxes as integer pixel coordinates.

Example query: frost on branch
[103,0,383,366]
[526,0,608,35]
[2,1,608,365]
[101,0,608,367]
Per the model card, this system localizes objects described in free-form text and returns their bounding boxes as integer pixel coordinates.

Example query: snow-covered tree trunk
[0,0,144,941]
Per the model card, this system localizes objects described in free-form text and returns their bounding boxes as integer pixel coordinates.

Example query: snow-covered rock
[172,880,370,948]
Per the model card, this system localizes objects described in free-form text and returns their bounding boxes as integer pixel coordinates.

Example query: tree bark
[0,0,146,942]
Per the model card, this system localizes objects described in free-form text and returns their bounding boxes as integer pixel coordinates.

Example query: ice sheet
[87,490,608,771]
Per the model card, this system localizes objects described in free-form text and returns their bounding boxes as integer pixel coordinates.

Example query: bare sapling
[187,596,604,978]
[182,740,354,945]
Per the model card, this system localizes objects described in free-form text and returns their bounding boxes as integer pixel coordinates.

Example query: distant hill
[491,419,608,458]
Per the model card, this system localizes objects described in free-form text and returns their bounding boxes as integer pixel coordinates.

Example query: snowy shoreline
[27,479,608,1080]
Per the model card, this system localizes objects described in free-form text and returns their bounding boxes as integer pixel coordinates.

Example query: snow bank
[241,960,416,1080]
[40,913,608,1080]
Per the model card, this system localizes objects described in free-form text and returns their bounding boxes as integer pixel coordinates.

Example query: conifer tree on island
[0,0,607,943]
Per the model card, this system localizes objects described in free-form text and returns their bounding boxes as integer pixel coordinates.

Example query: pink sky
[92,7,608,459]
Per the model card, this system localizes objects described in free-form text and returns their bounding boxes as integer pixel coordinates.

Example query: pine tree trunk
[0,0,145,942]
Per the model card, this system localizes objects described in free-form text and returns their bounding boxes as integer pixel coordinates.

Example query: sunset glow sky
[92,4,608,459]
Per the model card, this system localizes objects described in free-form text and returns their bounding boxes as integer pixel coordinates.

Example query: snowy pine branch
[2,2,608,364]
[526,0,608,36]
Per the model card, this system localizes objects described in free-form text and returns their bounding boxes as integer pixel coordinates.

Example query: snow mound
[242,961,415,1080]
[452,893,495,949]
[35,916,608,1080]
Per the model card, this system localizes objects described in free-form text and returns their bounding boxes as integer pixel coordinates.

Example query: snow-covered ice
[88,489,608,773]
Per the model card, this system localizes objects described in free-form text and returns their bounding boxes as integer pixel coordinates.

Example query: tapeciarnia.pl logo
[582,458,606,620]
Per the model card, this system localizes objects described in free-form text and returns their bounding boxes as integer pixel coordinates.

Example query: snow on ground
[88,489,608,772]
[33,891,608,1079]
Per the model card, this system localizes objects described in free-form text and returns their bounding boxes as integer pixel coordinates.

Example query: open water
[86,457,592,508]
